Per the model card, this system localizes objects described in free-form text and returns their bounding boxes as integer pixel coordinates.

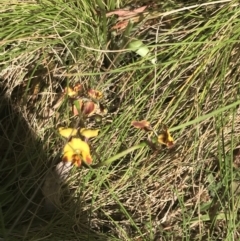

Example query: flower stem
[91,142,147,168]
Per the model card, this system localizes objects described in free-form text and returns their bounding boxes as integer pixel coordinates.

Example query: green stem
[92,142,147,168]
[170,99,240,132]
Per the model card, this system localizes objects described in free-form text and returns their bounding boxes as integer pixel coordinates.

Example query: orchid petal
[158,129,174,148]
[131,120,152,131]
[59,127,78,138]
[82,152,92,164]
[72,99,84,116]
[82,101,96,116]
[80,128,99,139]
[63,138,90,154]
[63,138,92,165]
[65,87,78,97]
[88,89,103,100]
[73,83,83,92]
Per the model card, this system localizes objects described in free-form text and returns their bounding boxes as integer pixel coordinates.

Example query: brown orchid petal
[167,141,174,148]
[73,99,97,117]
[110,20,129,31]
[82,101,96,116]
[131,120,152,131]
[62,151,81,166]
[72,154,82,167]
[106,6,147,18]
[88,89,103,100]
[62,153,82,167]
[62,153,72,163]
[73,83,83,92]
[84,154,92,165]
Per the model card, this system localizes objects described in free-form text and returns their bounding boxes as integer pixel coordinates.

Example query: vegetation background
[0,0,240,240]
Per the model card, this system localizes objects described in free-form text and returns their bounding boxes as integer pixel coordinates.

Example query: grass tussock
[1,0,240,240]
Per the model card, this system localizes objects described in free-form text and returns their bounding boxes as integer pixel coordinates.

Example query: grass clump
[0,0,240,240]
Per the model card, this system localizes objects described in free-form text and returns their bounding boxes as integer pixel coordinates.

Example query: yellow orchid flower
[131,120,174,148]
[59,127,78,138]
[62,138,92,166]
[65,86,78,97]
[157,127,174,148]
[88,89,103,100]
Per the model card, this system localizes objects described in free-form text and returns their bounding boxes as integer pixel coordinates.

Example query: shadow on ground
[0,86,108,240]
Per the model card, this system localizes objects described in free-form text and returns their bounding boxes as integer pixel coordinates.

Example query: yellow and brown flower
[88,89,103,100]
[59,127,99,167]
[62,138,92,167]
[157,127,174,148]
